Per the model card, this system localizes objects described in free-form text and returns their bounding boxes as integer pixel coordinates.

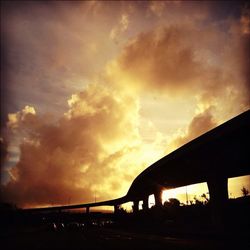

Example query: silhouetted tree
[201,193,209,204]
[169,198,180,207]
[117,206,127,214]
[164,198,180,208]
[241,186,249,197]
[193,196,203,205]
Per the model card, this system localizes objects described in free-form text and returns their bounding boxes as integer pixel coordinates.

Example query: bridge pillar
[132,200,139,213]
[86,207,90,214]
[114,204,119,214]
[207,177,228,229]
[154,189,163,207]
[142,197,149,210]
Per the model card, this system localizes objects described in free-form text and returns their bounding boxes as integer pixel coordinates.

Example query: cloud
[7,106,36,130]
[107,16,250,122]
[110,13,129,43]
[240,5,250,35]
[116,26,202,94]
[148,1,167,17]
[0,1,129,123]
[168,108,217,152]
[1,83,165,207]
[0,137,8,170]
[117,25,226,92]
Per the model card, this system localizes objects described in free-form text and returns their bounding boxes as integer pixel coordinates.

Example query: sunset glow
[1,1,249,209]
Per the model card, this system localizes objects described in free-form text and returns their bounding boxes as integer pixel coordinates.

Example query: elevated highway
[126,109,250,203]
[26,110,250,224]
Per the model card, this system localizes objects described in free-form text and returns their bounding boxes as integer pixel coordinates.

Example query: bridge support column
[142,197,149,210]
[154,189,163,207]
[114,204,119,214]
[132,200,139,213]
[207,177,228,230]
[86,207,90,214]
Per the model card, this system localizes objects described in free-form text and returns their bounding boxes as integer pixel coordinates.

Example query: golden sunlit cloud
[1,82,166,207]
[167,107,217,153]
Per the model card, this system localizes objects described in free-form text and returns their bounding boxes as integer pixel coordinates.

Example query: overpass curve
[126,109,250,200]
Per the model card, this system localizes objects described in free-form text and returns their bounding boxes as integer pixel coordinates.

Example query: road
[1,226,250,250]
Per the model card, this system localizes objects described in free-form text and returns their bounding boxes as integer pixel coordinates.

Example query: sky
[0,1,250,208]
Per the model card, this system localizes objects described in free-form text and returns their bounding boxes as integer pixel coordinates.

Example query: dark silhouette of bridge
[27,110,250,226]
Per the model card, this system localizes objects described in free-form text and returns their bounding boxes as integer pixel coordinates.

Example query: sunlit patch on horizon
[120,201,133,212]
[148,194,155,208]
[228,175,250,198]
[139,200,143,210]
[162,182,209,204]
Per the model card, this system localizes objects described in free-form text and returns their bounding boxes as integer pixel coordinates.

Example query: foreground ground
[1,224,250,250]
[1,198,249,249]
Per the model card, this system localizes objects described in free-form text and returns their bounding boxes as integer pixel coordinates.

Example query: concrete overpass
[126,109,250,208]
[26,110,250,224]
